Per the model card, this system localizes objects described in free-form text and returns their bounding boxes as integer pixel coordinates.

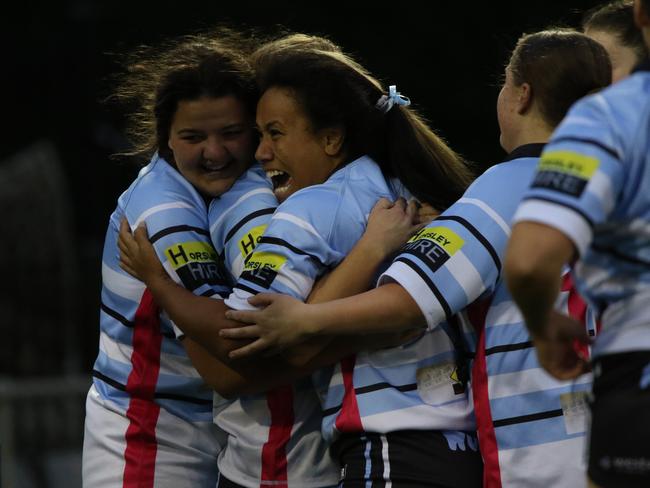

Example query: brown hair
[583,0,649,62]
[252,35,473,210]
[111,28,258,164]
[508,29,612,127]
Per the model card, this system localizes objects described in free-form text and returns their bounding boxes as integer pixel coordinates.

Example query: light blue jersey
[211,166,337,487]
[209,165,277,281]
[381,145,597,487]
[225,156,473,453]
[515,64,650,358]
[84,155,229,488]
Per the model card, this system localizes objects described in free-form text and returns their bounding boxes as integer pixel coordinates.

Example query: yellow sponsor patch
[244,251,286,272]
[238,224,267,258]
[408,226,464,255]
[164,241,217,270]
[538,151,600,179]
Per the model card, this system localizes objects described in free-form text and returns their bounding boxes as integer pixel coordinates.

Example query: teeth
[275,182,291,193]
[265,169,286,178]
[204,161,228,171]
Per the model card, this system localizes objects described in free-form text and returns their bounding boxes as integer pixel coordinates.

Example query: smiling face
[167,95,256,198]
[254,87,342,202]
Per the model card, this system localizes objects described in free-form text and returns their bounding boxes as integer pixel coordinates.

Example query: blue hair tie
[375,85,411,114]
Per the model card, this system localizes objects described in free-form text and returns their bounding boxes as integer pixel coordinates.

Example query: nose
[255,135,273,163]
[203,137,228,162]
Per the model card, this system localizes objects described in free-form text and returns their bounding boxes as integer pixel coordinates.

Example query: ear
[321,126,345,157]
[516,82,533,115]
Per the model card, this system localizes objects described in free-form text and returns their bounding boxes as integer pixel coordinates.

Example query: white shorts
[82,384,224,488]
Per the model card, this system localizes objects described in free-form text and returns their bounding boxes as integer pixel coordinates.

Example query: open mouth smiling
[266,169,294,198]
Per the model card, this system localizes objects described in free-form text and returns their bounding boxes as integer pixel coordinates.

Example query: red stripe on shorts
[123,289,162,488]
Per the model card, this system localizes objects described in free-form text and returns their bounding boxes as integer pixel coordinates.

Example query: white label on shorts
[416,362,456,404]
[560,391,588,435]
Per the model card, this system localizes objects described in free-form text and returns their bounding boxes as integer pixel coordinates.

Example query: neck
[506,116,553,153]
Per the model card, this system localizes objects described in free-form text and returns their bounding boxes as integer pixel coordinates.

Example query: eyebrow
[258,121,281,131]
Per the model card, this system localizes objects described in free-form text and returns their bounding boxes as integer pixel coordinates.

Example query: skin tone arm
[504,220,590,380]
[118,197,422,393]
[220,199,437,359]
[223,283,426,359]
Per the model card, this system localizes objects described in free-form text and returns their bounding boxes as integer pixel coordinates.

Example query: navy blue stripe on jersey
[257,236,327,268]
[200,289,230,298]
[100,301,176,340]
[393,256,452,320]
[233,283,259,296]
[149,224,211,244]
[223,207,276,245]
[436,215,501,274]
[354,382,419,395]
[492,409,564,427]
[520,195,595,228]
[92,370,212,405]
[485,341,534,356]
[549,136,621,161]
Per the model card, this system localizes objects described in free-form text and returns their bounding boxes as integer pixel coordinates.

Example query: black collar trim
[503,143,546,162]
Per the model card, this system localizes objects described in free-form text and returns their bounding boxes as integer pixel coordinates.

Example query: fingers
[133,222,149,244]
[393,197,407,210]
[228,338,269,359]
[372,197,393,211]
[405,199,418,219]
[224,309,260,324]
[219,325,262,339]
[246,293,277,308]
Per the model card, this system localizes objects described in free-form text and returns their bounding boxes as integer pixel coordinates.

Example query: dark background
[0,2,608,485]
[1,0,604,373]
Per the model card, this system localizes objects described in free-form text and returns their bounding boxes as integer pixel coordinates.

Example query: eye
[180,133,204,143]
[222,128,245,140]
[269,128,282,139]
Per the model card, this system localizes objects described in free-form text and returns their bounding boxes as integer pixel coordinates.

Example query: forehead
[172,95,250,127]
[256,87,307,125]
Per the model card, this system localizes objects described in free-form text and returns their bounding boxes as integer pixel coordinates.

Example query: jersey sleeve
[208,167,277,281]
[379,170,511,330]
[513,93,626,256]
[225,188,355,311]
[120,176,231,338]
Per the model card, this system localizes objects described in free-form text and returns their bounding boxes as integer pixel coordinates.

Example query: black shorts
[588,351,650,488]
[332,430,483,488]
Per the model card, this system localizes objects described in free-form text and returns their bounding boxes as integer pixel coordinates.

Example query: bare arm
[119,220,249,363]
[223,283,426,359]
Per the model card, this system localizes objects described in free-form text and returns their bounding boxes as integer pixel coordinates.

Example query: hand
[360,197,424,259]
[416,201,440,225]
[532,310,591,380]
[118,218,167,285]
[221,293,313,359]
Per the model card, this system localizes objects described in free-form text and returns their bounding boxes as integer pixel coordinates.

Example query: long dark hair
[111,28,258,164]
[508,29,612,128]
[252,36,473,211]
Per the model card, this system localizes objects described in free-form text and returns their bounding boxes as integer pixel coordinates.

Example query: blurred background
[0,0,603,486]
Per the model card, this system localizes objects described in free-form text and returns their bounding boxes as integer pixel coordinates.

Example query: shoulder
[118,156,205,225]
[120,156,203,214]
